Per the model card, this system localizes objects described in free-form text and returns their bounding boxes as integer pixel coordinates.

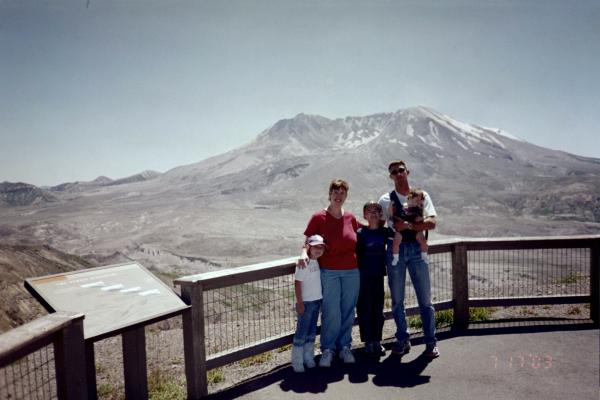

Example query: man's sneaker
[423,344,440,358]
[319,349,334,367]
[339,346,355,364]
[391,340,411,356]
[372,341,385,356]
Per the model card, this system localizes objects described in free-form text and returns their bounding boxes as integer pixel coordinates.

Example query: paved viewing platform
[207,322,599,400]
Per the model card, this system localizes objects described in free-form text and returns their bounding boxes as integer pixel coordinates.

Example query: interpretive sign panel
[25,262,188,340]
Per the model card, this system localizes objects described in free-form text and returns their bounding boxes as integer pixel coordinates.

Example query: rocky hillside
[0,181,56,207]
[0,244,94,332]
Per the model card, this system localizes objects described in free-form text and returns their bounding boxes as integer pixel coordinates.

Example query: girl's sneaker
[319,349,334,367]
[291,346,305,372]
[303,342,316,368]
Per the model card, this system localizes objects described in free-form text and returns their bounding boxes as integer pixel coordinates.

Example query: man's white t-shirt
[378,189,437,232]
[294,259,322,302]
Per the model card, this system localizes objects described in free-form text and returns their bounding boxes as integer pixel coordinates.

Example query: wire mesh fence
[382,250,453,310]
[467,248,590,298]
[90,315,187,400]
[201,251,454,358]
[204,274,296,356]
[93,334,125,399]
[145,316,186,397]
[1,238,596,400]
[0,345,57,400]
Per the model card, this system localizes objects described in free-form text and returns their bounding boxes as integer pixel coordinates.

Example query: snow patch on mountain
[406,124,415,137]
[452,137,471,151]
[334,129,381,149]
[389,139,408,147]
[417,106,513,149]
[417,134,444,150]
[480,126,525,142]
[428,121,442,142]
[486,134,507,149]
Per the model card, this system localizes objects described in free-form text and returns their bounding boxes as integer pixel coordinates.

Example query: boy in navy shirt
[356,201,394,355]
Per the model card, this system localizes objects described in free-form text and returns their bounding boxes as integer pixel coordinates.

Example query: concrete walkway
[207,322,599,400]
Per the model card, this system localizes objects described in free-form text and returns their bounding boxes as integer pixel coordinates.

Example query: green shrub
[277,344,292,353]
[239,352,273,367]
[207,368,225,384]
[407,307,492,329]
[97,383,124,400]
[469,307,493,322]
[148,369,186,400]
[555,273,580,284]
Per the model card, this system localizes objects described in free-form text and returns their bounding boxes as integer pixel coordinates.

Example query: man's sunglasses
[390,168,406,175]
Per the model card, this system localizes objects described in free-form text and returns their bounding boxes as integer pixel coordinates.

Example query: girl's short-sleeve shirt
[303,209,359,270]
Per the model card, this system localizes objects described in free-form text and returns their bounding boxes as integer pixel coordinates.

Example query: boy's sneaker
[319,349,334,367]
[423,344,440,358]
[391,340,411,356]
[339,346,355,364]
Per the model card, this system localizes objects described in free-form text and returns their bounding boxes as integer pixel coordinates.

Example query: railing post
[122,326,148,400]
[181,283,208,399]
[591,241,599,326]
[452,243,469,329]
[85,341,98,400]
[53,314,88,400]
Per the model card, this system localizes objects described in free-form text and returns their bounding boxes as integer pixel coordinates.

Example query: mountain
[49,170,160,193]
[162,106,600,223]
[107,170,161,186]
[0,181,57,207]
[1,106,599,271]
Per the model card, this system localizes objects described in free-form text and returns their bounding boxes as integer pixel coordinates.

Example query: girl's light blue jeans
[319,268,360,351]
[293,300,321,347]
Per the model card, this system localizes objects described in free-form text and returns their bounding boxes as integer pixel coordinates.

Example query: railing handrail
[175,235,600,289]
[0,311,84,368]
[174,256,298,289]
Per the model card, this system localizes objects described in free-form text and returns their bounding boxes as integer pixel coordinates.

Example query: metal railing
[174,235,599,399]
[0,235,597,399]
[0,312,86,400]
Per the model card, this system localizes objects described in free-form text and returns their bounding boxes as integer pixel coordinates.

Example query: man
[378,160,440,358]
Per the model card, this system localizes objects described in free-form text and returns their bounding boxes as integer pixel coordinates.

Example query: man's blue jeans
[320,268,360,351]
[293,300,321,347]
[387,242,437,345]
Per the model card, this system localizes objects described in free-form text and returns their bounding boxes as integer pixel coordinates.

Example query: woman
[301,178,360,367]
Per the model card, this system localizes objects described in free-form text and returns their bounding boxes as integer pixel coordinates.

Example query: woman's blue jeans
[293,300,321,347]
[387,242,437,345]
[319,268,360,351]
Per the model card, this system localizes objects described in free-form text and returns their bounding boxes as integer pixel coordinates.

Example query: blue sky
[1,0,599,186]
